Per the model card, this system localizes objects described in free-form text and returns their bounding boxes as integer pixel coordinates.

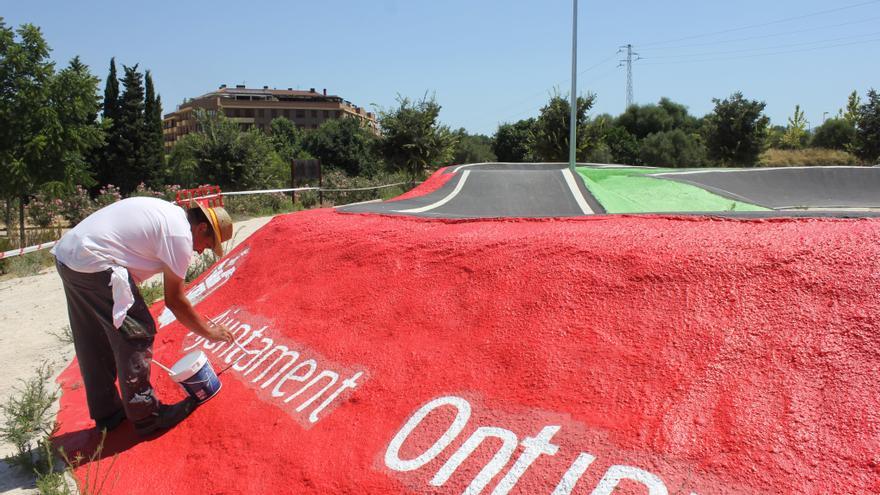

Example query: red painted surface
[54,211,880,494]
[386,167,452,202]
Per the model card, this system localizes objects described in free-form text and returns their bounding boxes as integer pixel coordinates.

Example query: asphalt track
[652,166,880,210]
[339,163,605,218]
[342,163,880,219]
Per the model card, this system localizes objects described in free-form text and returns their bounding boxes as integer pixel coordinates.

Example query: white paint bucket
[169,350,222,404]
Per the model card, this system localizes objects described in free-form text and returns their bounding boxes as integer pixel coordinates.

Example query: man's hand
[163,267,233,343]
[205,320,233,343]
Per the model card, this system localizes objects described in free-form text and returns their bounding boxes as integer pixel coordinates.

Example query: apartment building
[163,85,378,150]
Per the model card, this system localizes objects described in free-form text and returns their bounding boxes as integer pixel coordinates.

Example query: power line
[637,15,880,51]
[640,30,880,60]
[639,36,880,66]
[491,52,618,122]
[638,0,880,47]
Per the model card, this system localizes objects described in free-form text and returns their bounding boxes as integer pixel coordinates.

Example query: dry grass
[759,148,861,167]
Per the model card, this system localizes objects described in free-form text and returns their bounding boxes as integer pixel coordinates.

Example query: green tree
[451,128,495,165]
[376,94,456,179]
[492,118,533,162]
[43,56,104,192]
[268,116,308,163]
[102,58,119,122]
[602,125,640,165]
[143,70,165,186]
[639,129,707,167]
[853,89,880,164]
[112,64,154,193]
[703,92,769,166]
[97,57,121,188]
[617,97,698,140]
[840,90,861,127]
[811,118,856,151]
[303,116,378,176]
[781,105,808,149]
[0,21,102,241]
[168,110,285,189]
[528,92,596,161]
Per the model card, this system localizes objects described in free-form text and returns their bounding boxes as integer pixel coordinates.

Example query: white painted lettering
[590,465,668,495]
[492,425,561,495]
[430,426,518,495]
[307,371,363,423]
[551,453,597,495]
[274,359,317,398]
[385,396,472,472]
[291,370,339,412]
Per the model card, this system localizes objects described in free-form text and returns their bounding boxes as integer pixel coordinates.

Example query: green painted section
[577,167,769,213]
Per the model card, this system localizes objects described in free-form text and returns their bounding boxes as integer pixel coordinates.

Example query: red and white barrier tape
[3,181,414,260]
[0,240,57,260]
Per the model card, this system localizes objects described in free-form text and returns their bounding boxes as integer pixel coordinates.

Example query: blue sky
[4,0,879,135]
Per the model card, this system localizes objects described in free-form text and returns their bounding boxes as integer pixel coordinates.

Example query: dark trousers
[56,261,159,424]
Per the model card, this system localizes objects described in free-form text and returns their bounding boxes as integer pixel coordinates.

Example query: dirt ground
[0,215,273,495]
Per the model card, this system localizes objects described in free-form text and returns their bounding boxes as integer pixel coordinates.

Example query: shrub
[223,193,293,219]
[94,185,122,209]
[60,186,95,226]
[1,362,58,469]
[758,148,860,167]
[812,119,855,151]
[27,192,63,228]
[639,130,708,167]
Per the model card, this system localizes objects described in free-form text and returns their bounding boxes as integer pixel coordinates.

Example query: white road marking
[395,170,471,213]
[561,169,593,215]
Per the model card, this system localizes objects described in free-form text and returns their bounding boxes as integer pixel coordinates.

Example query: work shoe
[95,409,126,432]
[133,397,197,437]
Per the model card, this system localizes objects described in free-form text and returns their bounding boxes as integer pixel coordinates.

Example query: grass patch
[0,249,55,279]
[186,251,217,283]
[138,281,165,306]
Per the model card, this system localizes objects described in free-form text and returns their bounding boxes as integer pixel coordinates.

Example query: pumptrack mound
[54,170,880,494]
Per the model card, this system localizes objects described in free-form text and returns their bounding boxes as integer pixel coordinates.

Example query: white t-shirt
[52,197,193,282]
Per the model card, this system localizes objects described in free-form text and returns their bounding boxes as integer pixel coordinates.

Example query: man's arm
[163,267,232,343]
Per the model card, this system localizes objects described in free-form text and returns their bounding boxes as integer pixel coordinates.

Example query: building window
[323,110,330,118]
[311,110,318,118]
[296,109,305,118]
[257,108,264,117]
[244,108,254,118]
[271,109,278,118]
[335,111,341,118]
[284,109,290,118]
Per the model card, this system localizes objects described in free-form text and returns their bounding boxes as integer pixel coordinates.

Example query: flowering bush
[131,183,182,202]
[61,186,96,226]
[27,192,64,228]
[95,185,123,209]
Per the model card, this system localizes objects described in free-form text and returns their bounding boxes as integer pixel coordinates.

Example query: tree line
[493,90,880,168]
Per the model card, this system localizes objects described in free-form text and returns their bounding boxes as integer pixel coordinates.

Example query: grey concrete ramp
[339,163,604,218]
[652,167,880,209]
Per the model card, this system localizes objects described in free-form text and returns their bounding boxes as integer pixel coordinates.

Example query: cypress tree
[98,57,121,188]
[102,57,119,122]
[115,64,148,193]
[143,70,166,186]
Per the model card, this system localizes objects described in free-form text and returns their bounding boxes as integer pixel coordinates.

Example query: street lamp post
[569,0,578,173]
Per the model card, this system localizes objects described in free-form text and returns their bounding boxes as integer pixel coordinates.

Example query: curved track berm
[53,200,880,494]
